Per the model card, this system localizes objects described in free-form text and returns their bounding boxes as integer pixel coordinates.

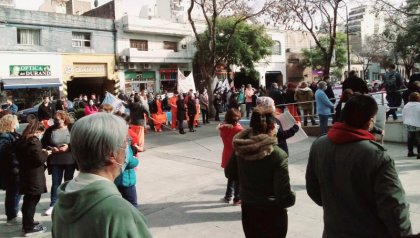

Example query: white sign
[275,111,308,144]
[177,69,196,93]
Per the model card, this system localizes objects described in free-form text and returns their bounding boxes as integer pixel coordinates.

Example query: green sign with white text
[10,65,51,76]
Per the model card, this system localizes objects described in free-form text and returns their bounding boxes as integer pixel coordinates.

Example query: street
[1,121,420,237]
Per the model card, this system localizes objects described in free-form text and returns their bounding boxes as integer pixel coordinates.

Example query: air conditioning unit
[143,63,152,70]
[128,63,136,70]
[181,44,187,49]
[119,55,126,63]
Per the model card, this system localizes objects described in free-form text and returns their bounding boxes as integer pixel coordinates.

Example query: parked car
[16,101,42,123]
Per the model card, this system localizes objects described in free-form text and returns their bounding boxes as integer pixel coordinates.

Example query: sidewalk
[1,122,419,237]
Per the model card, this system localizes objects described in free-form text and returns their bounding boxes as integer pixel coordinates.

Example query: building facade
[347,4,385,53]
[84,0,194,94]
[0,7,116,105]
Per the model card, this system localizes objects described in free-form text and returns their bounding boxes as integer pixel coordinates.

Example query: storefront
[159,64,191,93]
[124,71,155,93]
[62,54,117,101]
[0,52,63,109]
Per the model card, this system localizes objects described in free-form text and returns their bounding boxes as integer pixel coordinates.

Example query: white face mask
[115,159,128,174]
[89,101,94,106]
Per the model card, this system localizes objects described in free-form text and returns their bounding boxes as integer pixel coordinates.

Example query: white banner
[102,92,126,114]
[177,69,196,93]
[275,111,308,144]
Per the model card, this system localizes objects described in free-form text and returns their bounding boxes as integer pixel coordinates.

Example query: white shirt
[402,102,420,128]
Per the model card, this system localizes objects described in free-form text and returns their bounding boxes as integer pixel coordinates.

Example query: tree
[187,0,274,114]
[301,32,348,80]
[270,0,345,80]
[195,17,274,83]
[373,0,420,77]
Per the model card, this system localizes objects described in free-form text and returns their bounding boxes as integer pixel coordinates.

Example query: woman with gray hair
[52,113,151,238]
[315,81,334,136]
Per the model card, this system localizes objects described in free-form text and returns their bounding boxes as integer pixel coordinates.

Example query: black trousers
[188,115,195,130]
[22,194,41,230]
[407,131,420,154]
[241,203,288,238]
[201,108,209,123]
[178,119,184,131]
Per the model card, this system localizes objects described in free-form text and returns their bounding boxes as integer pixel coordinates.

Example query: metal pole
[345,4,350,73]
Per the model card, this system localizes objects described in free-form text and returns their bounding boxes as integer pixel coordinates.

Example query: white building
[255,29,287,88]
[84,0,195,93]
[347,4,385,53]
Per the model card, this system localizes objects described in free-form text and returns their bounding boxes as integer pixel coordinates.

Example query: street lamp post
[344,3,351,74]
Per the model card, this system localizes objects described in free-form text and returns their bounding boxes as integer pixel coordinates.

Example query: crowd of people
[0,63,419,237]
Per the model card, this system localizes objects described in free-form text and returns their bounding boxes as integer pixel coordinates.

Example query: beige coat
[294,87,314,111]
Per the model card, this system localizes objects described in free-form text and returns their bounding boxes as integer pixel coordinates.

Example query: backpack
[384,72,398,93]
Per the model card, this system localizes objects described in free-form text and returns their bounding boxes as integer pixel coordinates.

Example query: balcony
[122,48,194,63]
[122,15,191,37]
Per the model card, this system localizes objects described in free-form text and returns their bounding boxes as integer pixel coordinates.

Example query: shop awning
[1,78,62,89]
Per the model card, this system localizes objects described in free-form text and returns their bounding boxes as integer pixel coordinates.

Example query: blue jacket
[114,146,139,187]
[315,89,334,115]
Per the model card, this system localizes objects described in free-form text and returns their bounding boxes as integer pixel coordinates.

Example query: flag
[102,92,125,114]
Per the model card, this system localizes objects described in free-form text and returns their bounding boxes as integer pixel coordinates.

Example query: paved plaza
[1,121,419,237]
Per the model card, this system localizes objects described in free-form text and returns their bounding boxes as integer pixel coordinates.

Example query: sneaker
[17,211,22,218]
[24,224,47,237]
[43,206,53,216]
[221,197,230,203]
[6,218,21,226]
[232,200,241,206]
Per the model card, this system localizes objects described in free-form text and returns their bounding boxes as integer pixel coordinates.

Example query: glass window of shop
[3,88,59,109]
[125,71,155,93]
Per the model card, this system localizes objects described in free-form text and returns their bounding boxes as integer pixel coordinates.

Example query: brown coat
[294,87,314,111]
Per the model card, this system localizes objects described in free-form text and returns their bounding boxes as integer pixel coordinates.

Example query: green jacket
[225,129,295,208]
[306,136,412,237]
[52,180,152,238]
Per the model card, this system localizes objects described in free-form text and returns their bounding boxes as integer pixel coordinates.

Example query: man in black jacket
[37,96,56,122]
[342,70,369,94]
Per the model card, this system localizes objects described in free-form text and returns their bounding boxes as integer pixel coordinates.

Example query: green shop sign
[10,65,52,76]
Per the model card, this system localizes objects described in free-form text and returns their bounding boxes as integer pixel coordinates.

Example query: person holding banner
[128,95,149,152]
[169,91,179,130]
[149,95,167,133]
[257,97,300,156]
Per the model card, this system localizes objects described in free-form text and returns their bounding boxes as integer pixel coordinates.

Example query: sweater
[402,102,420,128]
[52,178,152,238]
[315,89,334,115]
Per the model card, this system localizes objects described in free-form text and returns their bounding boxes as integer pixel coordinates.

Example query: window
[72,32,91,47]
[272,41,281,55]
[17,29,40,45]
[163,41,178,52]
[130,39,148,51]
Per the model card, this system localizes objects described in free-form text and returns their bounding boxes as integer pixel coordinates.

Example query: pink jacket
[84,105,98,116]
[218,123,243,168]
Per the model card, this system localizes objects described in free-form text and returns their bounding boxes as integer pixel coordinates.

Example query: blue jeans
[50,164,76,207]
[319,115,330,136]
[118,185,138,207]
[225,179,240,202]
[5,175,21,220]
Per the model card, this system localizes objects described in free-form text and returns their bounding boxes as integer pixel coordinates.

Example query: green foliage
[239,67,260,81]
[301,33,348,70]
[195,17,274,76]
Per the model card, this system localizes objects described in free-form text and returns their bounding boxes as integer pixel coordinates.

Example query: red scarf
[327,122,375,144]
